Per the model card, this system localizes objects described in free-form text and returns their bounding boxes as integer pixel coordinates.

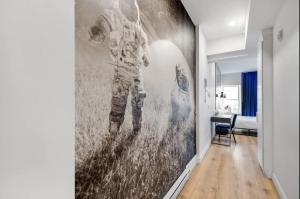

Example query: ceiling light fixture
[228,20,236,27]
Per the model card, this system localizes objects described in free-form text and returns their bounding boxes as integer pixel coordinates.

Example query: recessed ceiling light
[228,21,236,27]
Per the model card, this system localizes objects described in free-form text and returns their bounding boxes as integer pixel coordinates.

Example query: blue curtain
[242,72,257,116]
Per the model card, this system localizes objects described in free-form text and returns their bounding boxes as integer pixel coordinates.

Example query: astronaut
[170,64,192,127]
[89,0,150,137]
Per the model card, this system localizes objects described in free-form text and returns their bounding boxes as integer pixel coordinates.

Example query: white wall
[197,25,214,161]
[221,73,241,86]
[257,28,274,178]
[0,1,74,199]
[272,0,299,198]
[257,34,264,170]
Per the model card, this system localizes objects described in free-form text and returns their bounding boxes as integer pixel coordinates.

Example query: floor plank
[178,135,279,199]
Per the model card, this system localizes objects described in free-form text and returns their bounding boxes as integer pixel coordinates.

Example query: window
[219,85,241,114]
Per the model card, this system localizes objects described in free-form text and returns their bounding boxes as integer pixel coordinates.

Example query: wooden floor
[178,135,279,199]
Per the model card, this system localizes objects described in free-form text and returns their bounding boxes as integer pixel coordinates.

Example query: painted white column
[257,27,274,178]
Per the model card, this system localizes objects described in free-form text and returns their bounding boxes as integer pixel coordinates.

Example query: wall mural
[75,0,196,198]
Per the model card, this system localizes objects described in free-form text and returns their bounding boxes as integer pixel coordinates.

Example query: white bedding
[234,116,257,130]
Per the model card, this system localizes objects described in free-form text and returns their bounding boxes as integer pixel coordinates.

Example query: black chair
[215,114,237,145]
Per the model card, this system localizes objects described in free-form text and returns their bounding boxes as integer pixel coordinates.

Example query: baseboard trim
[263,169,273,179]
[163,156,197,199]
[272,173,288,199]
[198,141,211,163]
[163,141,212,199]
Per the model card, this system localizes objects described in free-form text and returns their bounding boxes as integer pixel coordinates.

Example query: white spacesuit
[89,0,150,136]
[170,64,192,127]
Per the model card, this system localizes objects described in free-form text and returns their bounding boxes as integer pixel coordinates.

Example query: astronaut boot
[129,91,145,144]
[108,121,124,157]
[109,121,120,138]
[127,124,141,146]
[112,141,124,158]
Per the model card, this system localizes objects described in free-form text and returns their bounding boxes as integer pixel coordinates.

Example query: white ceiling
[182,0,284,74]
[246,0,284,51]
[216,54,257,74]
[182,0,249,41]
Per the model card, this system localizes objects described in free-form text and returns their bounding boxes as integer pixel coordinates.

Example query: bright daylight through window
[220,85,241,114]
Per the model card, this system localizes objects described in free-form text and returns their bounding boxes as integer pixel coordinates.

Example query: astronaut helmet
[119,0,140,23]
[175,64,189,92]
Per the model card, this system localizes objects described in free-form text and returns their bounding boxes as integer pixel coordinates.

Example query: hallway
[178,135,279,199]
